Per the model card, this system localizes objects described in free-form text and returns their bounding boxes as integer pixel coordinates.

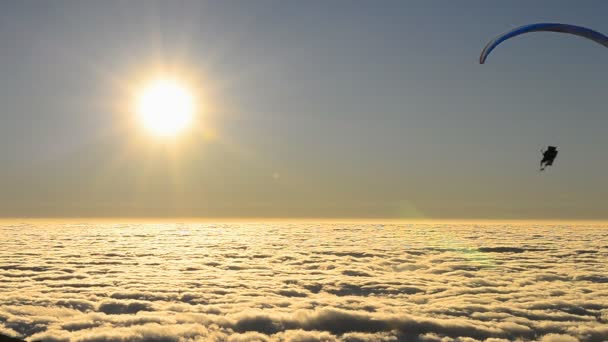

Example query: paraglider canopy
[480,23,608,64]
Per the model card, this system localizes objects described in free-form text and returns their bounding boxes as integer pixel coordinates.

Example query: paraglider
[479,23,607,171]
[479,23,608,64]
[540,146,558,171]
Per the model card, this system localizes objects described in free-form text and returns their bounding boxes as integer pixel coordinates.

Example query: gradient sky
[1,0,607,220]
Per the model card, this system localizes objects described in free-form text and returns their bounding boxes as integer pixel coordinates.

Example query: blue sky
[0,1,607,219]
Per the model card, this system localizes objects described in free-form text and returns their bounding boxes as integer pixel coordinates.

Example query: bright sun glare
[136,79,195,136]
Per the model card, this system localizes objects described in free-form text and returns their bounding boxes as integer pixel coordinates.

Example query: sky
[0,0,607,220]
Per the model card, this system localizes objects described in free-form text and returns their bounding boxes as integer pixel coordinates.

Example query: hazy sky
[1,1,607,220]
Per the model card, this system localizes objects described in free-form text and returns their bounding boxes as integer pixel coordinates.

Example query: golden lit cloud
[1,222,606,341]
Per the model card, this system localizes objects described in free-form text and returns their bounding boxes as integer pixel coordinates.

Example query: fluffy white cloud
[0,223,606,341]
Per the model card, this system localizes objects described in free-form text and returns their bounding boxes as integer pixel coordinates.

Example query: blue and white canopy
[480,23,608,64]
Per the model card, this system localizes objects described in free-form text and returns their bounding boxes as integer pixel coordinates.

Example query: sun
[136,79,195,136]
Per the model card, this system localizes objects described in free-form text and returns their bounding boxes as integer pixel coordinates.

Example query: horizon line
[0,217,607,225]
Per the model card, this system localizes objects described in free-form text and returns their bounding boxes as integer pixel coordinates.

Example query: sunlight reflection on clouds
[0,223,606,341]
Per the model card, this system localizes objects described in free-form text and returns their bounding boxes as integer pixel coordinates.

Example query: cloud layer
[1,223,607,341]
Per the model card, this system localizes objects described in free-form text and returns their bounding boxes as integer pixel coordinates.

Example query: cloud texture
[0,223,607,341]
